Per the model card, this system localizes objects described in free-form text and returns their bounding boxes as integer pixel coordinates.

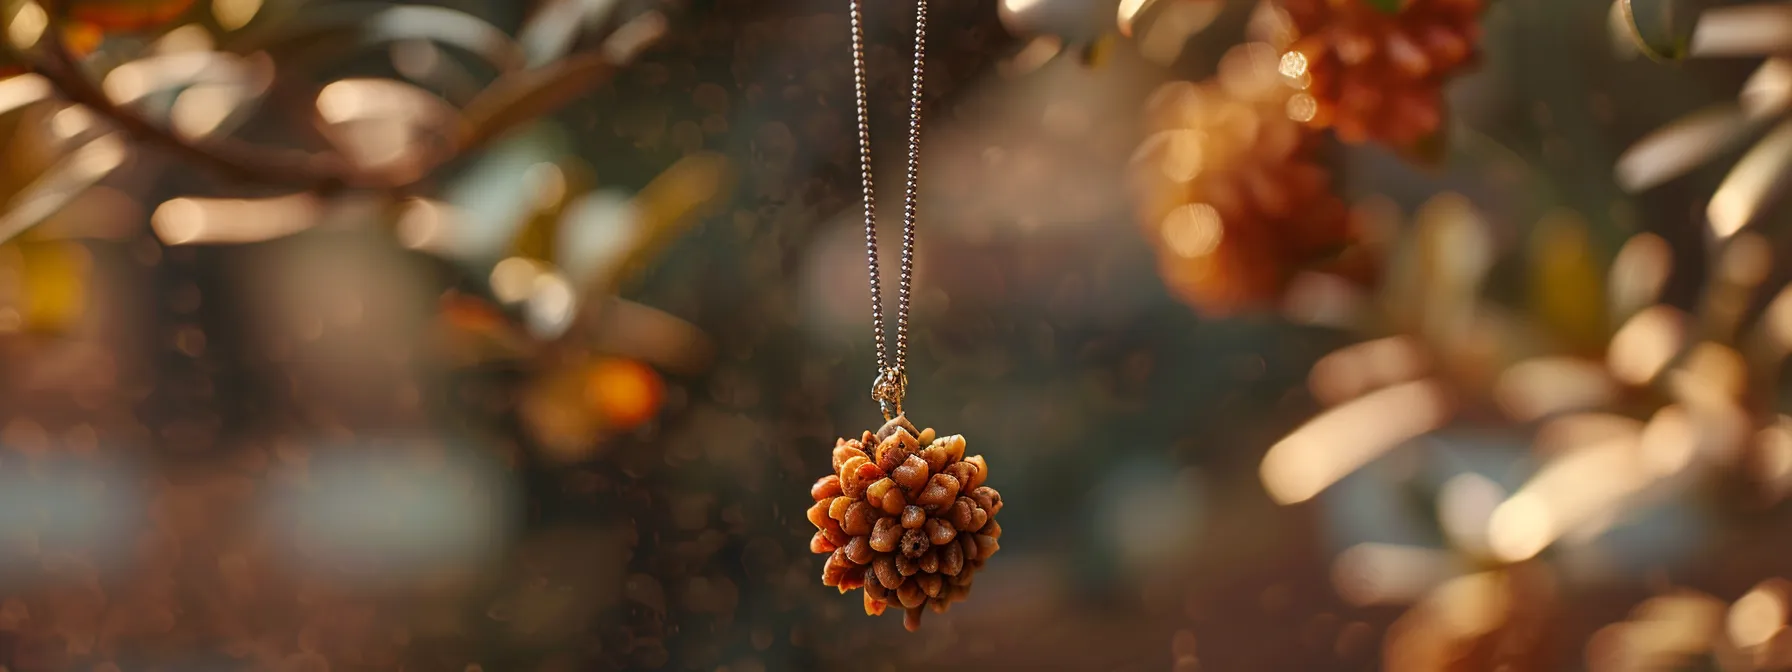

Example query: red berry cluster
[1276,0,1484,147]
[1133,62,1355,316]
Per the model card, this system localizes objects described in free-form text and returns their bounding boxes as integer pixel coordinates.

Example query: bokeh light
[4,0,1792,668]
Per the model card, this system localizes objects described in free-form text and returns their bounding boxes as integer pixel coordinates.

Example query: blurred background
[2,0,1791,669]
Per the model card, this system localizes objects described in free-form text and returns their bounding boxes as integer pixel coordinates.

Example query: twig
[31,0,368,191]
[26,0,658,196]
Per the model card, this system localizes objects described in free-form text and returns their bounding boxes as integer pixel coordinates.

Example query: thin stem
[31,0,363,191]
[25,0,641,195]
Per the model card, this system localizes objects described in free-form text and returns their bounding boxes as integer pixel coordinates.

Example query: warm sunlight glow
[1261,380,1451,505]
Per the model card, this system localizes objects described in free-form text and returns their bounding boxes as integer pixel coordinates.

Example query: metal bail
[871,368,907,420]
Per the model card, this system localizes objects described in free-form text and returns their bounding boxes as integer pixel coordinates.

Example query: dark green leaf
[583,297,715,375]
[613,152,734,280]
[519,0,623,67]
[457,12,665,151]
[557,152,734,295]
[457,52,612,151]
[557,153,731,362]
[222,3,524,72]
[1364,0,1404,14]
[1399,120,1451,170]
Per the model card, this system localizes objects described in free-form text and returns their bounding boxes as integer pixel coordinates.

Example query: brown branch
[26,1,658,196]
[30,0,369,191]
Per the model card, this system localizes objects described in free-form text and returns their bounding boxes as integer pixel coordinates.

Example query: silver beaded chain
[850,0,928,420]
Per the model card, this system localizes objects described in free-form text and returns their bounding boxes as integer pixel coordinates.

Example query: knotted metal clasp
[871,367,907,420]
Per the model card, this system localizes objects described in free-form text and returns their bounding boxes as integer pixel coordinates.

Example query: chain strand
[850,0,927,418]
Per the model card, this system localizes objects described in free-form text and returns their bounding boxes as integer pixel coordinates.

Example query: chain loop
[871,367,908,420]
[849,0,927,418]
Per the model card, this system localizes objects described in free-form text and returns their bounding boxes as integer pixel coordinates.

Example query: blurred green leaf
[559,152,734,297]
[224,3,523,72]
[1530,210,1607,352]
[1708,119,1792,239]
[584,297,714,375]
[1607,233,1672,323]
[440,126,568,262]
[458,12,664,151]
[518,0,620,67]
[0,75,51,117]
[1614,0,1708,61]
[1130,0,1224,65]
[0,134,129,245]
[170,79,271,141]
[611,153,733,280]
[1615,104,1756,192]
[100,51,266,107]
[1365,0,1403,13]
[556,190,629,288]
[457,52,613,151]
[1740,57,1792,119]
[1387,193,1492,342]
[1689,5,1792,57]
[555,154,731,360]
[1400,122,1451,170]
